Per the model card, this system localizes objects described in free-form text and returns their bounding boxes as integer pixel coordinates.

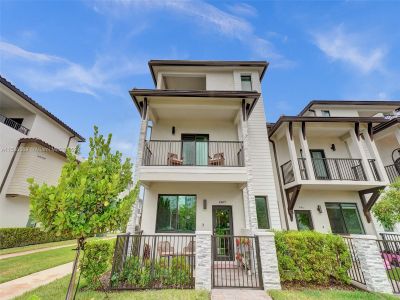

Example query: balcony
[385,163,400,183]
[281,157,381,185]
[0,113,29,135]
[142,140,244,167]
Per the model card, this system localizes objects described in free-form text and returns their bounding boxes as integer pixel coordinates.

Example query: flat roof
[148,60,269,86]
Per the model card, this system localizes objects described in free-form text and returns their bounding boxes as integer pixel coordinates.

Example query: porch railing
[110,234,195,290]
[380,233,400,242]
[385,163,400,183]
[280,160,294,184]
[341,236,366,285]
[0,113,29,135]
[311,158,367,181]
[142,140,244,167]
[298,158,308,180]
[368,159,381,181]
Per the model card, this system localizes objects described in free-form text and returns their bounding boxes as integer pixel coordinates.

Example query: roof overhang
[129,89,260,119]
[373,117,400,134]
[148,60,269,87]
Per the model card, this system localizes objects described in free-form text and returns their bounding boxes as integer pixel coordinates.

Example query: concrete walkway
[211,289,271,300]
[0,262,73,300]
[0,244,76,260]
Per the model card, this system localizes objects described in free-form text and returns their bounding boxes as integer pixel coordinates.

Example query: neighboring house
[0,76,85,227]
[127,60,282,237]
[269,100,400,235]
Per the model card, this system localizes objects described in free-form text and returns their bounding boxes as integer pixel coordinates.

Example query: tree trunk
[65,237,85,300]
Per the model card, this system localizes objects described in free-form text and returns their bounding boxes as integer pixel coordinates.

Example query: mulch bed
[282,279,359,291]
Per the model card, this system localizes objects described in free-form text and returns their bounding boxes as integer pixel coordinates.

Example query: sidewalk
[0,262,73,300]
[211,289,271,300]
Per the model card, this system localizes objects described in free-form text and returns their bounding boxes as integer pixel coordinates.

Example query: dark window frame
[325,202,365,235]
[294,210,314,231]
[321,110,331,117]
[255,195,270,229]
[240,75,253,91]
[155,194,197,233]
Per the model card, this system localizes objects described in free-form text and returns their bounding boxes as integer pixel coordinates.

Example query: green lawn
[387,267,400,281]
[0,246,76,283]
[0,239,77,255]
[15,275,210,300]
[269,289,398,300]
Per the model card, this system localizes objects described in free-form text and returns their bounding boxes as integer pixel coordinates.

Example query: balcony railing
[142,140,244,167]
[311,158,366,181]
[0,113,29,135]
[298,158,308,180]
[385,163,400,183]
[368,159,381,181]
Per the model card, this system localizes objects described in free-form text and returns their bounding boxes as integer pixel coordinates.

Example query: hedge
[80,239,115,289]
[275,231,351,284]
[0,228,74,249]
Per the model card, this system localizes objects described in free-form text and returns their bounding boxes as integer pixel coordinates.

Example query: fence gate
[212,235,263,289]
[377,238,400,294]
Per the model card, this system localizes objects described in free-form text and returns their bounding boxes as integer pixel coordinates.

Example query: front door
[182,134,209,166]
[310,149,330,179]
[212,206,234,260]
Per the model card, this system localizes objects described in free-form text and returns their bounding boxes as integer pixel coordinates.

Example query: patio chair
[157,241,175,257]
[143,243,151,260]
[183,241,196,255]
[167,152,183,166]
[209,152,225,166]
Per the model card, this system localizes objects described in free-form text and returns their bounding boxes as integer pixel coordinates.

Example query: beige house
[269,100,399,235]
[0,76,84,227]
[128,60,282,240]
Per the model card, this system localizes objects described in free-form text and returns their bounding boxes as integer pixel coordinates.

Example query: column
[395,128,400,146]
[195,231,212,290]
[350,235,393,294]
[285,125,301,181]
[363,131,390,182]
[298,127,315,180]
[255,231,281,290]
[348,128,374,181]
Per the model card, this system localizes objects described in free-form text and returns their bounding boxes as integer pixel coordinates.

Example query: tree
[28,126,137,299]
[372,178,400,230]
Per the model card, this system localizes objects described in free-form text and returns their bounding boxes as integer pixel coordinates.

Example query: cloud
[227,3,257,17]
[312,26,386,74]
[91,0,293,68]
[0,41,147,97]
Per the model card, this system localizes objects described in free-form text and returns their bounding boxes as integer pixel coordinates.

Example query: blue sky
[1,0,400,159]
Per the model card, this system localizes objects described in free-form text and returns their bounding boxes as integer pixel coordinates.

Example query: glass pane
[341,204,364,234]
[241,76,252,91]
[255,196,270,229]
[196,141,208,166]
[182,141,195,165]
[156,195,177,232]
[326,203,347,234]
[177,195,196,232]
[295,211,313,231]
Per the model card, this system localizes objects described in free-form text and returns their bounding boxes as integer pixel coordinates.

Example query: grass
[387,267,400,281]
[15,275,210,300]
[0,246,76,283]
[268,289,398,300]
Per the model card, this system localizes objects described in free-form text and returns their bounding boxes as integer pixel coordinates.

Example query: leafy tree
[372,178,400,230]
[28,126,137,299]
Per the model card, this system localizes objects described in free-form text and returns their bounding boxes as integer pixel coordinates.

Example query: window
[241,75,252,91]
[326,203,365,234]
[295,210,314,231]
[255,196,270,229]
[321,110,331,117]
[156,195,196,232]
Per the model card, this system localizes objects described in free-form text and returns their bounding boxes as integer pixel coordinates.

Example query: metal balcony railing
[311,158,367,181]
[142,140,245,167]
[368,159,381,181]
[280,160,295,184]
[0,113,29,135]
[385,163,400,183]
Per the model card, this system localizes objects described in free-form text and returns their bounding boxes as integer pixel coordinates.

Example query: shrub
[275,231,351,284]
[0,228,73,249]
[80,239,115,289]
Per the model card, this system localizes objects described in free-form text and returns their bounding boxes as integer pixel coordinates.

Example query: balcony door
[310,149,330,180]
[182,134,209,166]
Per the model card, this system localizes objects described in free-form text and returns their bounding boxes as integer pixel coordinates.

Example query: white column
[285,125,301,181]
[350,235,393,294]
[255,232,281,290]
[395,128,400,145]
[298,128,315,180]
[195,231,212,291]
[349,128,374,181]
[363,131,390,183]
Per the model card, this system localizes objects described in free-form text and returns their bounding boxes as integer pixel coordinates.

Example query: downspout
[0,140,22,194]
[66,135,75,149]
[270,139,290,230]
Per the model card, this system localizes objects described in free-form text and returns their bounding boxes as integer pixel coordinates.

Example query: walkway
[211,289,271,300]
[0,262,73,300]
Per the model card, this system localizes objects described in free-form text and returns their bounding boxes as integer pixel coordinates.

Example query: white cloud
[92,0,293,68]
[0,41,147,97]
[227,3,258,17]
[312,26,386,74]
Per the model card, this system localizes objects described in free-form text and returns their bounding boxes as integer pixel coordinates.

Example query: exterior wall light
[330,144,336,151]
[317,205,323,213]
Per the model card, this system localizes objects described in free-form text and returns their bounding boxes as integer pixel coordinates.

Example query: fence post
[254,231,281,291]
[195,231,212,291]
[350,234,393,294]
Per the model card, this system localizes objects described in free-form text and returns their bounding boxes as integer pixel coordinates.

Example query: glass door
[212,206,234,260]
[182,134,208,166]
[326,203,365,234]
[310,150,330,179]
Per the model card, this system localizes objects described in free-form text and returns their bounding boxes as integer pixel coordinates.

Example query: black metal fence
[311,158,366,181]
[381,233,400,242]
[377,239,400,294]
[368,159,381,181]
[212,235,263,289]
[341,236,366,285]
[142,140,244,167]
[298,158,308,180]
[385,163,400,183]
[110,234,195,290]
[281,160,294,184]
[0,113,30,135]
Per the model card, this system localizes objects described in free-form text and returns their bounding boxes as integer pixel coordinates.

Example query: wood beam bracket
[355,122,360,141]
[368,122,373,141]
[285,184,302,221]
[142,97,148,120]
[241,99,247,121]
[288,121,293,140]
[358,186,384,223]
[301,121,306,140]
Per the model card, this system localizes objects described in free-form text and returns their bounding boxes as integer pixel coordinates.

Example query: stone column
[195,231,212,291]
[255,231,281,290]
[350,235,393,294]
